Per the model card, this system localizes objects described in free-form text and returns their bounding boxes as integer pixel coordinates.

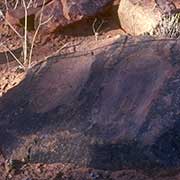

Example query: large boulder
[5,0,113,33]
[5,0,52,28]
[35,0,114,34]
[118,0,180,36]
[0,36,180,170]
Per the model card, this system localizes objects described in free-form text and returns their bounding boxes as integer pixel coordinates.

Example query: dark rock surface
[0,36,180,170]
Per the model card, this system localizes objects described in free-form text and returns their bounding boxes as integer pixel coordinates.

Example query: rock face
[35,0,113,33]
[6,7,41,31]
[5,0,113,33]
[0,36,180,170]
[118,0,180,36]
[5,0,51,29]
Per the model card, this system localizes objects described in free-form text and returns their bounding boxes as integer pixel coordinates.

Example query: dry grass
[152,13,180,38]
[0,0,53,71]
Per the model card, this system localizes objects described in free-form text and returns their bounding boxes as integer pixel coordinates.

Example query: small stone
[106,35,112,38]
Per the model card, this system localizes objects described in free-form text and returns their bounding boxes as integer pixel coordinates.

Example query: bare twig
[92,18,104,41]
[1,0,54,70]
[22,0,28,66]
[0,10,23,39]
[13,0,19,9]
[27,0,33,8]
[1,43,25,69]
[5,52,10,72]
[40,15,53,25]
[44,42,71,60]
[28,0,53,68]
[4,0,8,10]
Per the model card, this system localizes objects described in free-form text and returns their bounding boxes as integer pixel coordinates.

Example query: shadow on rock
[0,36,180,171]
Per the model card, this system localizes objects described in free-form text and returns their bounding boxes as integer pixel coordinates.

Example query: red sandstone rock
[0,36,180,170]
[35,0,114,33]
[5,0,113,33]
[118,0,180,36]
